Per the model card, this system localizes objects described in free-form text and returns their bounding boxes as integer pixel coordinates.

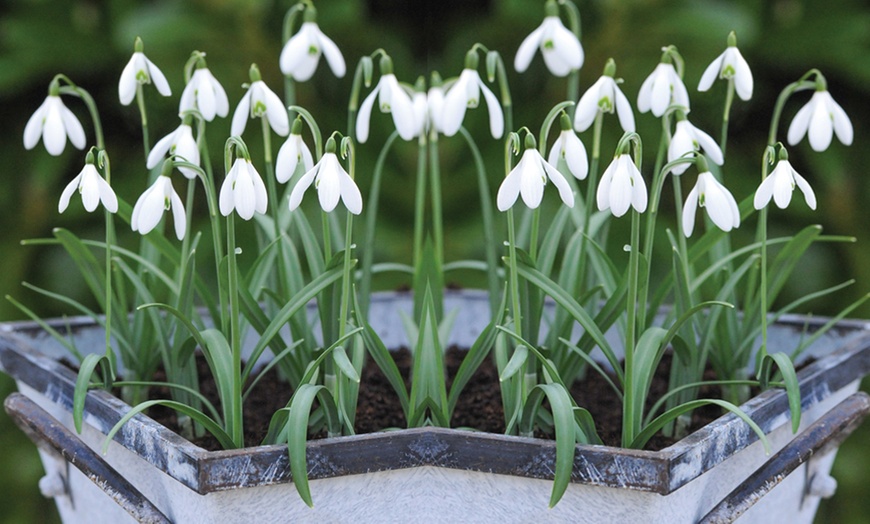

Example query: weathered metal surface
[4,393,172,524]
[699,391,870,523]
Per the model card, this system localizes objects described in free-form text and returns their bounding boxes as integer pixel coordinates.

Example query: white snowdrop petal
[288,164,319,211]
[60,106,86,150]
[514,24,544,73]
[43,105,67,156]
[58,175,81,213]
[118,57,138,105]
[441,77,470,137]
[682,185,699,237]
[276,138,300,183]
[263,88,289,136]
[479,80,504,139]
[732,52,754,101]
[339,172,363,215]
[355,86,380,143]
[793,171,817,210]
[497,165,523,212]
[754,174,775,210]
[807,98,834,152]
[280,28,311,77]
[169,189,186,240]
[97,175,118,213]
[828,95,854,146]
[614,87,636,133]
[697,54,723,92]
[24,102,47,150]
[318,29,346,78]
[542,155,575,207]
[146,57,172,96]
[564,133,588,179]
[147,132,175,169]
[231,92,252,137]
[772,167,794,209]
[787,101,813,146]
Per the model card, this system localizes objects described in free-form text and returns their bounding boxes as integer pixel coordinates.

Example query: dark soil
[147,348,727,452]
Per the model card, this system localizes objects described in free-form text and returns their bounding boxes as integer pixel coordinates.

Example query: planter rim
[2,290,869,496]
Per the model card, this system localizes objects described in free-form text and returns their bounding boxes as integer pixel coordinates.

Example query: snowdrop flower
[754,152,816,210]
[147,122,200,179]
[698,32,753,101]
[276,118,314,183]
[683,171,740,237]
[58,152,117,214]
[356,56,416,143]
[280,5,346,82]
[288,139,362,215]
[180,60,229,121]
[23,82,86,156]
[637,52,690,117]
[131,174,186,240]
[787,85,853,152]
[497,135,574,211]
[548,113,588,180]
[597,154,647,217]
[573,59,635,133]
[118,37,171,106]
[514,0,583,77]
[441,51,504,139]
[231,64,289,137]
[668,115,723,175]
[220,158,268,220]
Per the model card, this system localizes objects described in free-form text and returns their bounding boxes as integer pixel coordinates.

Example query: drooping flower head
[682,161,740,237]
[24,79,87,157]
[514,0,583,77]
[441,49,505,139]
[180,55,229,122]
[637,46,690,118]
[787,74,853,152]
[231,64,290,137]
[119,37,171,106]
[276,117,315,184]
[289,137,362,215]
[698,31,753,101]
[356,54,416,143]
[280,4,346,82]
[497,132,574,211]
[220,156,268,221]
[548,112,588,180]
[147,119,201,179]
[574,59,635,133]
[131,163,186,240]
[58,150,118,214]
[597,153,647,217]
[667,112,723,175]
[754,147,816,211]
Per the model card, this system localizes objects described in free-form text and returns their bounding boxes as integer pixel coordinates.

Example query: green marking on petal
[543,39,555,50]
[699,194,706,207]
[253,101,267,116]
[598,97,613,112]
[722,65,735,78]
[308,45,319,55]
[136,70,149,83]
[164,197,171,210]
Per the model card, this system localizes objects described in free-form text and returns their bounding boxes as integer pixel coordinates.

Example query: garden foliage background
[1,0,868,521]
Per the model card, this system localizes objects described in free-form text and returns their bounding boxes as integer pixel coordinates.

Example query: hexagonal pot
[2,290,869,523]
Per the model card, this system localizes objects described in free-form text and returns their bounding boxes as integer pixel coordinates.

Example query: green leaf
[286,384,339,507]
[513,258,621,380]
[73,353,114,433]
[352,290,410,417]
[499,345,528,382]
[760,352,802,433]
[408,285,449,426]
[332,346,360,383]
[103,399,235,452]
[631,398,770,454]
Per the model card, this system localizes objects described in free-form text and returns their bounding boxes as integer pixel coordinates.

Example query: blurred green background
[1,0,869,522]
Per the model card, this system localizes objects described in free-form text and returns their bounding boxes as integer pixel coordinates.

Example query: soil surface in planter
[147,348,726,451]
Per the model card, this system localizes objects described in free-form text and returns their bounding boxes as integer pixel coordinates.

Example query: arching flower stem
[54,75,105,151]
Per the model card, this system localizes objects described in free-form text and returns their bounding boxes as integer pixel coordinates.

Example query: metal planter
[2,290,869,523]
